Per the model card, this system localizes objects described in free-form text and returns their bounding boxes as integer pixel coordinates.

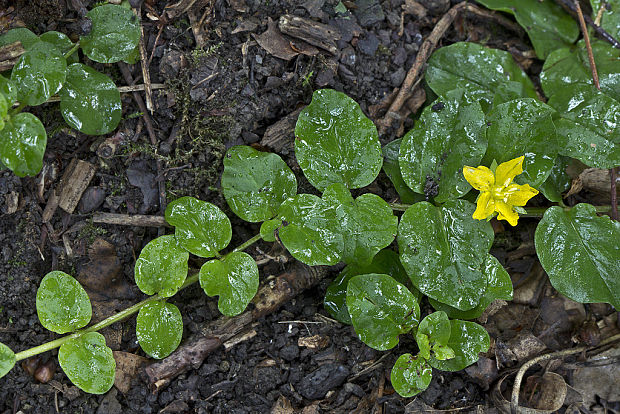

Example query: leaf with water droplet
[391,354,432,397]
[136,301,183,359]
[0,112,46,177]
[428,320,489,371]
[36,271,92,334]
[382,139,424,204]
[40,31,79,64]
[0,342,15,379]
[58,332,115,394]
[134,235,189,297]
[539,155,571,203]
[0,75,16,104]
[0,28,40,49]
[260,218,282,242]
[416,311,451,352]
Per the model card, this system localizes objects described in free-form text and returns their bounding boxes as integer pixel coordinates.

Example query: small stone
[354,0,385,27]
[96,389,122,414]
[298,363,349,400]
[390,67,406,87]
[358,33,379,56]
[280,344,299,361]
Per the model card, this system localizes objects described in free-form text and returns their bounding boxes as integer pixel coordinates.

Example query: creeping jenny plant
[1,0,619,399]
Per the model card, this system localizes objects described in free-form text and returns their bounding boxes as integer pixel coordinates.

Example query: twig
[574,0,600,90]
[554,0,620,49]
[40,84,164,103]
[611,167,618,220]
[135,5,154,113]
[92,212,170,228]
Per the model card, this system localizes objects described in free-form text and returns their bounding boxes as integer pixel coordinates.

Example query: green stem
[64,41,80,59]
[9,102,26,117]
[233,233,262,253]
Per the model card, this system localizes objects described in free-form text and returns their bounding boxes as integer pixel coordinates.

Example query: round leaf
[346,273,420,351]
[382,139,424,204]
[199,251,259,316]
[391,354,432,397]
[58,332,115,394]
[428,320,490,371]
[36,270,92,334]
[136,301,183,359]
[398,200,494,310]
[0,342,15,379]
[11,41,66,106]
[80,4,141,63]
[39,31,79,64]
[294,89,382,190]
[260,218,282,242]
[417,311,451,348]
[483,98,558,187]
[165,196,232,258]
[0,75,16,103]
[222,145,297,222]
[535,204,620,307]
[59,63,121,135]
[277,194,343,265]
[0,28,40,49]
[0,113,46,177]
[134,235,189,297]
[399,91,486,202]
[322,183,398,265]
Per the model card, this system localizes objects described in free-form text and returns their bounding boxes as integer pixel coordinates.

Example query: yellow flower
[463,156,539,226]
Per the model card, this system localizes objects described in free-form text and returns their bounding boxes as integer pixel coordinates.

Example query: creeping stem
[389,202,615,217]
[64,41,80,60]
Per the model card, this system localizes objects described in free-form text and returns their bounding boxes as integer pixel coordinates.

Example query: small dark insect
[431,102,445,112]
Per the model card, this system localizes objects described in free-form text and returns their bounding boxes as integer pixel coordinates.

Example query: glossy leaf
[398,200,494,310]
[0,94,7,131]
[483,98,558,187]
[426,42,537,106]
[39,31,79,64]
[539,156,571,203]
[36,270,91,334]
[0,75,16,103]
[80,4,141,63]
[134,235,189,297]
[295,89,382,190]
[199,251,259,316]
[0,113,46,177]
[122,44,140,64]
[382,139,425,204]
[591,0,620,39]
[222,145,297,222]
[399,92,486,202]
[136,301,183,359]
[391,354,432,397]
[0,342,15,379]
[429,254,513,320]
[165,196,232,258]
[417,312,452,351]
[277,194,343,265]
[0,28,40,49]
[322,183,398,265]
[547,86,620,168]
[476,0,578,59]
[59,63,121,135]
[58,332,115,394]
[346,273,420,351]
[260,218,282,242]
[11,41,66,106]
[535,204,620,307]
[428,320,490,371]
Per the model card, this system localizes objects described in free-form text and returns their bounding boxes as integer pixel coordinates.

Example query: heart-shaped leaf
[136,301,183,359]
[398,200,494,310]
[277,194,344,265]
[134,235,189,297]
[428,320,490,371]
[391,354,432,397]
[535,204,620,307]
[199,251,259,316]
[0,113,46,177]
[260,218,282,242]
[222,145,297,222]
[58,332,115,394]
[417,311,452,352]
[59,63,122,135]
[539,156,571,203]
[346,273,420,351]
[399,91,486,202]
[36,270,92,334]
[11,41,66,106]
[295,89,382,191]
[165,196,232,258]
[80,4,141,63]
[39,31,79,64]
[0,342,15,379]
[0,28,40,49]
[382,139,424,204]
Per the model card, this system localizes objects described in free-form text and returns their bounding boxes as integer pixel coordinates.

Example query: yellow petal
[495,156,524,188]
[473,191,495,220]
[495,201,519,226]
[463,165,494,191]
[506,183,539,206]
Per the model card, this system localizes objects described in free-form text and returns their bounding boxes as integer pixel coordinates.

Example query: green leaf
[122,44,140,64]
[429,254,513,320]
[136,301,183,359]
[476,0,579,59]
[483,98,558,187]
[11,41,66,106]
[80,4,141,63]
[0,75,16,103]
[58,332,115,394]
[199,251,259,316]
[539,155,571,203]
[222,145,297,222]
[399,92,487,202]
[391,354,432,397]
[382,139,425,204]
[36,271,92,334]
[417,333,431,360]
[277,194,343,265]
[398,200,494,310]
[0,28,40,49]
[260,218,282,242]
[426,42,537,106]
[346,273,420,351]
[0,342,15,379]
[59,63,122,135]
[428,320,489,371]
[39,31,79,64]
[591,0,620,39]
[535,204,620,307]
[322,183,398,265]
[432,344,456,361]
[547,86,620,168]
[417,311,452,349]
[294,89,382,191]
[0,94,7,131]
[165,196,232,258]
[134,235,189,297]
[0,113,46,177]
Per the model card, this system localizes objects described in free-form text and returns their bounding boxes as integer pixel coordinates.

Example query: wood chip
[57,159,96,214]
[278,14,340,55]
[261,107,303,154]
[298,334,330,350]
[0,40,25,72]
[253,18,299,61]
[113,351,148,394]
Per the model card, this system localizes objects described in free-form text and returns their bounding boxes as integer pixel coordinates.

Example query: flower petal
[463,165,494,191]
[506,183,539,206]
[473,191,495,220]
[495,201,519,226]
[495,156,524,188]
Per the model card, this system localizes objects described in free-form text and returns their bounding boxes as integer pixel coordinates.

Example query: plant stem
[389,203,410,212]
[9,102,26,117]
[64,41,80,59]
[233,233,262,253]
[389,202,615,217]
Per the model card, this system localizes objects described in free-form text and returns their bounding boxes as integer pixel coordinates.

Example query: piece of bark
[261,107,303,155]
[278,15,340,55]
[0,41,25,72]
[57,159,96,214]
[92,212,170,228]
[253,18,299,61]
